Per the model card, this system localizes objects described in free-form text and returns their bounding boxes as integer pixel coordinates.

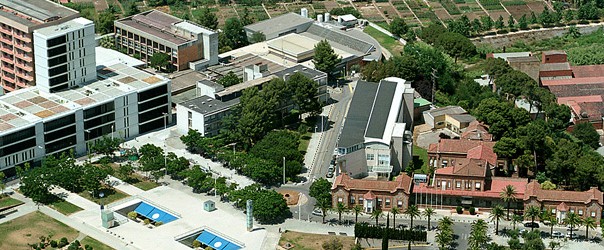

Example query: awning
[134,202,154,217]
[195,231,241,250]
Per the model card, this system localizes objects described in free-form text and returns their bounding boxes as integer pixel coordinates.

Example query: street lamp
[314,126,318,133]
[111,125,114,140]
[162,112,168,130]
[99,191,105,210]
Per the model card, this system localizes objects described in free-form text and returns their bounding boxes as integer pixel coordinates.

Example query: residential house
[486,52,540,81]
[423,106,476,133]
[331,173,413,213]
[427,139,500,170]
[460,121,493,141]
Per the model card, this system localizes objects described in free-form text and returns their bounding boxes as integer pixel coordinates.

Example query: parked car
[524,222,540,228]
[312,209,324,216]
[325,172,334,178]
[566,232,578,239]
[551,231,564,238]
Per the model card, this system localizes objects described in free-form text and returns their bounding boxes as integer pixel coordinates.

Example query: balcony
[0,46,13,54]
[14,43,31,53]
[14,52,31,62]
[369,165,393,173]
[14,34,30,43]
[0,26,11,35]
[16,62,32,72]
[17,72,33,81]
[1,55,13,64]
[2,82,15,92]
[0,35,11,44]
[2,65,14,74]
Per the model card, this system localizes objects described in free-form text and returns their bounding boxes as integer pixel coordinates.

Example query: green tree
[315,196,331,224]
[423,207,436,230]
[253,190,290,224]
[518,14,528,29]
[481,16,494,30]
[390,17,409,37]
[508,16,515,28]
[99,36,115,49]
[484,58,512,80]
[223,18,248,49]
[578,2,600,20]
[572,122,600,149]
[80,163,108,198]
[530,11,538,24]
[20,167,55,204]
[583,216,596,239]
[433,32,476,63]
[512,214,523,230]
[194,6,218,30]
[124,1,140,16]
[149,52,171,71]
[472,18,483,33]
[495,70,537,101]
[236,87,278,145]
[419,23,447,44]
[287,72,321,117]
[404,205,421,230]
[522,231,545,250]
[138,144,165,177]
[564,10,575,22]
[312,40,342,78]
[494,137,521,171]
[495,15,505,29]
[490,205,505,235]
[90,136,122,157]
[96,10,116,34]
[390,207,400,229]
[524,205,540,231]
[469,219,488,250]
[353,205,363,224]
[336,202,347,224]
[546,139,582,186]
[540,181,556,190]
[500,184,518,220]
[370,209,383,226]
[0,172,4,194]
[250,32,266,43]
[217,71,242,87]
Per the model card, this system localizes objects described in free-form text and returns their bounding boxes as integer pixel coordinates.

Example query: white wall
[176,105,206,136]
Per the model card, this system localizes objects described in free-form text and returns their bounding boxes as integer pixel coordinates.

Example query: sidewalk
[107,176,145,196]
[302,105,332,182]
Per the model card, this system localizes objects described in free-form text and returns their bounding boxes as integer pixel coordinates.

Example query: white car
[566,232,578,239]
[551,231,564,238]
[312,209,324,216]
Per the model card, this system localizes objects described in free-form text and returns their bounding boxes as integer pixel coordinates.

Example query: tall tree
[217,71,242,87]
[490,205,505,235]
[404,205,421,230]
[371,209,383,226]
[194,6,218,30]
[287,72,321,117]
[390,207,400,229]
[433,32,476,63]
[90,136,122,157]
[524,206,541,231]
[336,202,347,224]
[500,184,518,220]
[584,217,596,239]
[149,52,171,71]
[572,122,600,149]
[236,87,278,145]
[353,205,363,224]
[312,40,341,78]
[563,212,582,240]
[518,14,528,29]
[223,18,248,49]
[96,10,116,34]
[390,17,409,37]
[469,219,488,250]
[423,207,436,230]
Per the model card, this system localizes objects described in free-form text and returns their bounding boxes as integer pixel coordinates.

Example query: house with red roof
[427,139,502,171]
[524,180,604,224]
[331,173,413,213]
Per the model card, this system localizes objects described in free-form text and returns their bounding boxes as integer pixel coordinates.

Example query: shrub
[155,221,164,226]
[85,245,93,250]
[143,219,150,225]
[456,206,463,214]
[58,237,69,248]
[50,240,57,248]
[39,242,45,249]
[192,240,202,248]
[469,207,476,215]
[496,30,509,34]
[509,28,518,32]
[354,223,427,241]
[127,211,138,220]
[578,20,590,24]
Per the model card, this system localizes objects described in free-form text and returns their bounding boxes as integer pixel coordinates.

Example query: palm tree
[314,198,331,224]
[489,205,505,235]
[469,219,488,250]
[563,212,582,240]
[584,217,596,240]
[546,213,558,239]
[511,214,523,230]
[405,205,421,231]
[524,206,540,231]
[335,202,347,224]
[390,207,400,229]
[500,185,517,220]
[439,216,454,228]
[371,209,383,226]
[352,205,363,224]
[548,241,560,250]
[423,207,436,230]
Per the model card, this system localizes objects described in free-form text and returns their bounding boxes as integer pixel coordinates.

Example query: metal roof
[365,80,397,139]
[338,80,379,148]
[0,0,77,25]
[178,95,240,116]
[244,12,313,35]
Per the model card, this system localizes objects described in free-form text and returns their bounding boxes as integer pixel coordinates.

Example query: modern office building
[114,10,218,71]
[33,18,96,93]
[0,0,79,93]
[0,19,172,173]
[336,77,414,178]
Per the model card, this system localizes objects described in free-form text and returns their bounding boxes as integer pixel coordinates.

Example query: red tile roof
[435,158,487,177]
[467,144,498,165]
[524,180,604,205]
[364,191,376,200]
[332,173,413,194]
[572,65,604,78]
[542,76,604,86]
[414,177,527,199]
[557,202,569,212]
[460,121,493,141]
[428,139,497,155]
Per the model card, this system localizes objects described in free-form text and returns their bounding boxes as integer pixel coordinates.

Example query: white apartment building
[33,18,96,93]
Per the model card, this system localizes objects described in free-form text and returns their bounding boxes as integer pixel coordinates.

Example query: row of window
[549,207,597,217]
[436,179,482,191]
[337,196,404,208]
[3,148,35,167]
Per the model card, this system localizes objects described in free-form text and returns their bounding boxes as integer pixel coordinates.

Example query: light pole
[85,130,91,157]
[162,112,168,130]
[99,191,105,210]
[111,125,114,140]
[314,126,317,133]
[282,157,286,185]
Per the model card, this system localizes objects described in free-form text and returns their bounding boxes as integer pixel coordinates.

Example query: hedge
[354,223,427,242]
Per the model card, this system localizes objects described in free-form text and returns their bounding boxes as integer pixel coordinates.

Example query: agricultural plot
[323,1,342,11]
[479,0,505,11]
[215,6,239,26]
[375,3,398,21]
[438,0,462,15]
[355,3,386,22]
[407,0,440,25]
[488,10,510,20]
[286,3,316,18]
[391,0,422,26]
[265,3,288,18]
[235,6,269,22]
[526,1,547,12]
[312,2,327,13]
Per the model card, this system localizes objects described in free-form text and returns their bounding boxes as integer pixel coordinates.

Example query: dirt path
[403,0,423,26]
[475,0,491,18]
[372,1,390,24]
[262,3,271,18]
[389,0,404,19]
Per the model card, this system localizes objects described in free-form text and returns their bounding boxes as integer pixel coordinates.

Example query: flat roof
[426,106,466,117]
[205,53,285,80]
[448,114,476,123]
[116,10,209,45]
[34,17,92,37]
[491,52,531,61]
[506,56,539,63]
[339,80,379,148]
[95,47,145,68]
[267,34,315,57]
[0,0,78,26]
[216,75,278,97]
[244,12,313,35]
[540,62,571,72]
[179,95,240,115]
[0,63,169,133]
[272,64,326,80]
[542,76,604,86]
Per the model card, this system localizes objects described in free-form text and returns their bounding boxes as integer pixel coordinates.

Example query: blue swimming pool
[195,230,241,250]
[133,202,178,224]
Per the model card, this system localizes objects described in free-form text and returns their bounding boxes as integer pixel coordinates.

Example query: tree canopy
[194,6,218,30]
[313,40,341,78]
[390,17,409,37]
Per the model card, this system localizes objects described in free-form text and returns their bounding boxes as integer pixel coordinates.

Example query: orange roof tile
[524,180,604,205]
[428,139,496,155]
[467,144,498,165]
[414,177,527,198]
[435,158,487,177]
[461,121,493,141]
[572,65,604,78]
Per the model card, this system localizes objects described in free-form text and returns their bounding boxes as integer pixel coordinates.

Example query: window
[188,111,193,128]
[591,211,596,217]
[456,181,461,188]
[366,154,374,161]
[378,154,389,166]
[385,198,391,206]
[359,197,364,203]
[551,208,556,214]
[465,182,471,189]
[570,209,574,213]
[350,196,355,204]
[337,197,343,203]
[475,182,481,190]
[377,198,382,207]
[397,201,403,208]
[578,210,583,216]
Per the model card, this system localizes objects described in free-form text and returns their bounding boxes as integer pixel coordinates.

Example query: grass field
[363,25,404,56]
[0,212,78,250]
[413,145,430,174]
[0,196,23,208]
[132,181,160,191]
[279,231,356,250]
[49,199,83,215]
[78,187,129,205]
[81,236,115,250]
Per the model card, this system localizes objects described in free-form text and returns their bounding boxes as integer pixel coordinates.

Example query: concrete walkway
[302,105,332,182]
[107,176,145,196]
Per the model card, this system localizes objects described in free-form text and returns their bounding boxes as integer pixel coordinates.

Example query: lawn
[132,181,160,191]
[413,145,430,174]
[0,196,23,208]
[106,163,159,191]
[81,236,115,250]
[0,212,78,250]
[279,231,356,250]
[78,187,129,206]
[49,199,83,215]
[298,131,312,154]
[363,25,404,56]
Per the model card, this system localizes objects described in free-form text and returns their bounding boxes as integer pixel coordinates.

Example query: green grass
[0,212,78,250]
[78,187,129,206]
[0,196,23,208]
[80,236,115,250]
[298,131,312,154]
[49,199,83,215]
[363,25,404,56]
[132,181,160,191]
[413,145,429,174]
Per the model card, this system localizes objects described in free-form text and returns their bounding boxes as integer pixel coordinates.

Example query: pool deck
[70,186,266,250]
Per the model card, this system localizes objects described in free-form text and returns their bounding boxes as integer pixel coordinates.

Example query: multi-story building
[331,173,413,213]
[337,77,414,178]
[0,19,172,174]
[114,10,218,71]
[0,0,79,93]
[33,18,96,93]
